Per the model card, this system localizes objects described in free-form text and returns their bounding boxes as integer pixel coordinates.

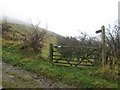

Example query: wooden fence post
[96,26,106,67]
[102,25,106,66]
[49,43,53,62]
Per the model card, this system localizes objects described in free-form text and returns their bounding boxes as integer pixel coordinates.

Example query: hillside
[2,20,119,88]
[2,20,58,56]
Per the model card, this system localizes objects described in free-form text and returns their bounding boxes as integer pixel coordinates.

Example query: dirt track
[2,62,72,88]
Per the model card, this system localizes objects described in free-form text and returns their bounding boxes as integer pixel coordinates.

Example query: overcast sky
[1,0,120,37]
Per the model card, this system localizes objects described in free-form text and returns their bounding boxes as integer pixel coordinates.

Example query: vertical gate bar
[49,43,53,62]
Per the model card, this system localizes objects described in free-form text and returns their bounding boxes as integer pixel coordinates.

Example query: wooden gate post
[102,25,106,66]
[96,25,106,66]
[49,43,53,62]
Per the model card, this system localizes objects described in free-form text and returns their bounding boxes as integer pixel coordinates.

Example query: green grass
[2,40,119,88]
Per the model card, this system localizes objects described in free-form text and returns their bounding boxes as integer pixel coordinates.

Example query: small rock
[49,83,52,86]
[34,76,38,79]
[0,85,2,89]
[9,75,14,78]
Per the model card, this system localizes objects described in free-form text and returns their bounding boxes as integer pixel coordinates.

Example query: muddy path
[2,62,72,88]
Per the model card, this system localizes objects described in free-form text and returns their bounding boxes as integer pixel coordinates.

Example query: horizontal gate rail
[54,45,101,49]
[53,62,70,64]
[53,55,62,57]
[53,58,79,62]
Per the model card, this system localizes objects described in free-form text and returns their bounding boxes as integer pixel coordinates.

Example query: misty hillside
[1,19,119,88]
[2,20,59,56]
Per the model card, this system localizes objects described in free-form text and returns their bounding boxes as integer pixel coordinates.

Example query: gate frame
[49,43,102,67]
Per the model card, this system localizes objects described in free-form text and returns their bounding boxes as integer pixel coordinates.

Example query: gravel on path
[2,62,72,88]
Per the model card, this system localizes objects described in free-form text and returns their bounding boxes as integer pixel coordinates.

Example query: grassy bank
[2,40,119,88]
